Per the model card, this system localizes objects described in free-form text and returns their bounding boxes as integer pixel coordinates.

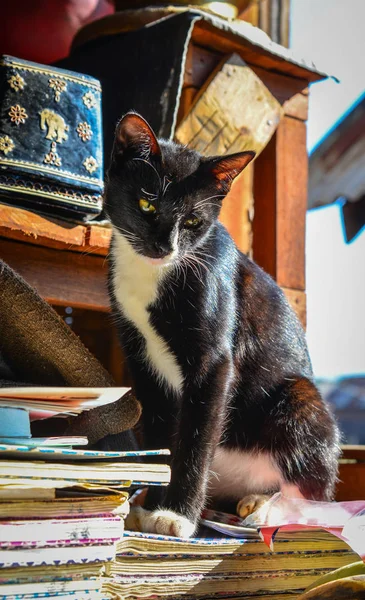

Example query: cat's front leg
[135,355,233,537]
[124,358,190,532]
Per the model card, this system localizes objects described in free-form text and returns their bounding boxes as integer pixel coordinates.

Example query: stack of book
[0,385,134,426]
[0,386,171,600]
[0,494,127,600]
[102,511,359,600]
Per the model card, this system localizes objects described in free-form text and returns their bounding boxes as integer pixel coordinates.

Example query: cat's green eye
[139,198,156,214]
[184,215,201,229]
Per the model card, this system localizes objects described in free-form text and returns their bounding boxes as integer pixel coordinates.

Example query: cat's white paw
[125,505,196,538]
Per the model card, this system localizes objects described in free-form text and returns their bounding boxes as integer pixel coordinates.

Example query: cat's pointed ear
[113,112,161,161]
[203,151,255,188]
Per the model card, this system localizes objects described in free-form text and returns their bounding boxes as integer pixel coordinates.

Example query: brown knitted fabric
[0,259,141,442]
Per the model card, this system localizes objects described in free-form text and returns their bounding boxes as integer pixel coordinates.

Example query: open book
[0,386,132,419]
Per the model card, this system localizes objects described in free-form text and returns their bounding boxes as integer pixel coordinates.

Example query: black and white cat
[105,112,340,538]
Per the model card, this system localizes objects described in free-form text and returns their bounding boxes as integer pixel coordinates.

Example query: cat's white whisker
[191,258,209,275]
[162,176,172,195]
[192,253,212,266]
[194,194,225,209]
[181,256,197,281]
[183,255,206,285]
[261,386,271,398]
[199,203,222,209]
[194,250,215,261]
[141,187,158,199]
[112,224,139,240]
[185,252,210,276]
[182,261,188,290]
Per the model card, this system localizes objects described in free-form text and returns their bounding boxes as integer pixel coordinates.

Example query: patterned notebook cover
[0,444,170,461]
[0,463,170,488]
[0,543,117,568]
[0,516,124,547]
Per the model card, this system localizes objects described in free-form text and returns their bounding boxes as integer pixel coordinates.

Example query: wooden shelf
[0,203,111,257]
[0,203,111,312]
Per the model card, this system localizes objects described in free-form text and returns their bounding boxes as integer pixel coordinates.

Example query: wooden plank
[237,2,260,26]
[85,225,112,256]
[220,163,254,255]
[340,445,365,461]
[282,287,306,328]
[249,65,308,121]
[177,44,221,124]
[0,203,111,256]
[176,54,282,158]
[283,92,308,121]
[181,45,308,122]
[191,21,323,82]
[0,238,110,312]
[183,44,221,89]
[276,117,307,289]
[253,116,307,291]
[252,131,277,279]
[0,203,86,251]
[258,0,291,48]
[336,463,365,501]
[309,96,365,208]
[176,86,199,126]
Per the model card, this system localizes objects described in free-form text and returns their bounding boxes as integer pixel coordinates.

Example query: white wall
[306,202,365,379]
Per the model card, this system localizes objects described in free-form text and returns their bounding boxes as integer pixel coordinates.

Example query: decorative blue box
[0,55,104,219]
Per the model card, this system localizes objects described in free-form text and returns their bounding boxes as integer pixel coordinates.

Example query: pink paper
[242,493,365,560]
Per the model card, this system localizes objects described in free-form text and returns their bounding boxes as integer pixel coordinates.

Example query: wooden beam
[249,65,308,121]
[176,54,282,158]
[179,45,309,125]
[183,44,221,90]
[220,164,254,255]
[0,238,110,312]
[309,97,365,208]
[0,203,86,251]
[253,116,307,291]
[177,44,221,124]
[258,0,291,48]
[0,203,111,256]
[336,463,365,502]
[282,287,306,328]
[85,224,112,256]
[340,445,365,461]
[191,21,323,82]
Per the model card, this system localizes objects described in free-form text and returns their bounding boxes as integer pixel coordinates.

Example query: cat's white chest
[111,232,184,394]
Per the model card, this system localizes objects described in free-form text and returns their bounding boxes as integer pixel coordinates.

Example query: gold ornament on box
[40,109,69,144]
[49,78,67,102]
[83,156,98,174]
[0,135,15,155]
[44,141,62,167]
[77,121,93,142]
[8,74,26,92]
[9,105,28,125]
[83,91,97,109]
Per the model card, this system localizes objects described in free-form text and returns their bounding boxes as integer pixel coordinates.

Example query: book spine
[0,543,116,567]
